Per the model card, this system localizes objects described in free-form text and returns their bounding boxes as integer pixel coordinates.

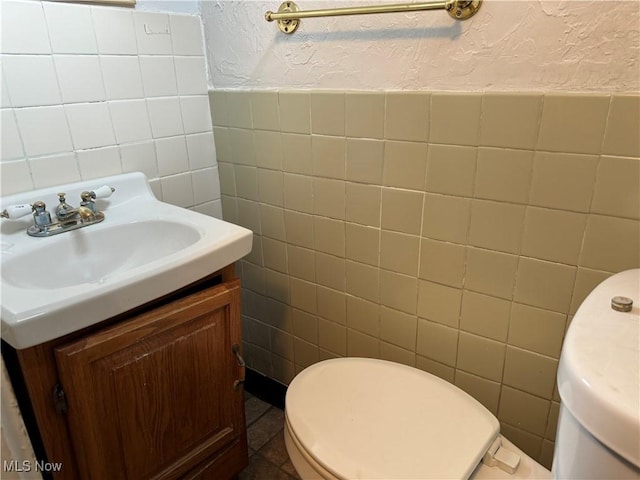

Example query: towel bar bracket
[265,0,482,34]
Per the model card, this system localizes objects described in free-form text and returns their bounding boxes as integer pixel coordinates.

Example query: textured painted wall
[202,0,639,92]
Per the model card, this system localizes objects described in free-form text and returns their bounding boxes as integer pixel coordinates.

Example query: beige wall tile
[284,210,314,248]
[346,223,380,266]
[570,268,612,315]
[251,91,280,131]
[460,291,511,342]
[380,342,415,367]
[347,329,379,358]
[380,230,420,276]
[290,278,317,315]
[346,138,384,184]
[257,168,283,206]
[282,133,312,174]
[416,356,455,383]
[385,92,429,142]
[221,195,237,223]
[521,207,587,265]
[237,198,261,233]
[430,93,482,146]
[498,386,550,436]
[503,346,558,399]
[244,234,263,265]
[247,318,271,347]
[479,93,542,150]
[347,295,379,337]
[419,238,466,288]
[311,92,344,136]
[270,328,294,360]
[580,215,640,272]
[416,319,458,366]
[213,127,231,163]
[226,91,253,129]
[515,257,576,313]
[254,130,283,170]
[380,306,418,351]
[313,216,345,257]
[315,252,346,291]
[380,270,418,314]
[272,355,295,384]
[592,156,640,220]
[381,188,423,235]
[456,332,505,382]
[312,135,346,179]
[266,297,293,332]
[241,261,266,295]
[384,140,428,190]
[530,151,599,213]
[317,286,346,325]
[539,440,555,470]
[508,303,566,358]
[294,337,319,368]
[500,423,543,460]
[345,92,385,139]
[234,164,258,200]
[243,290,268,324]
[545,401,561,440]
[603,95,640,157]
[262,237,288,273]
[244,343,273,376]
[279,91,310,134]
[318,318,347,355]
[417,280,462,328]
[209,90,228,127]
[283,173,313,213]
[422,193,471,244]
[537,94,610,154]
[229,128,256,165]
[313,178,345,220]
[345,182,381,226]
[287,244,315,281]
[475,148,533,204]
[346,260,380,303]
[260,204,286,241]
[218,161,235,196]
[425,144,476,197]
[455,370,501,415]
[469,200,525,254]
[265,268,290,304]
[319,349,340,362]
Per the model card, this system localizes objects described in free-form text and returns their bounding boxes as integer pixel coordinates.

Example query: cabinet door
[54,279,245,480]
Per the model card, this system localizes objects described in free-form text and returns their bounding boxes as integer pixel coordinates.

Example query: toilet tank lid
[558,269,640,468]
[286,358,499,480]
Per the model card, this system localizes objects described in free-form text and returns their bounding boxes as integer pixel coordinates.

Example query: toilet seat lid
[286,358,499,480]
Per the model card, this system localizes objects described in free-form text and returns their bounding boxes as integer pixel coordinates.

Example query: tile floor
[240,392,300,480]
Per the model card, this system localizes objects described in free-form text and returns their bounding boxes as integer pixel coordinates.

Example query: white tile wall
[0,1,219,216]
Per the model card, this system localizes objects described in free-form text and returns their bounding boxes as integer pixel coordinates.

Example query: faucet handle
[1,204,34,219]
[92,185,115,199]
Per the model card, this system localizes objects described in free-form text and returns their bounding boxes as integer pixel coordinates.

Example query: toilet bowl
[283,269,640,479]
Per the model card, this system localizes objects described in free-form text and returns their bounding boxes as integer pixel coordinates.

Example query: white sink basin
[0,172,253,349]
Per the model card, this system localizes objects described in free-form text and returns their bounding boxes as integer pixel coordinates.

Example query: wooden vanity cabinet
[11,266,248,480]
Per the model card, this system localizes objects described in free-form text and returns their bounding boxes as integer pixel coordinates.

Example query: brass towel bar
[265,0,481,34]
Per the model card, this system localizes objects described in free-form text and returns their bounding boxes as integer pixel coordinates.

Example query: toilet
[283,269,640,479]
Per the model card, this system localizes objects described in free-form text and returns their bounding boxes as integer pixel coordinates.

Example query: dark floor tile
[281,459,301,479]
[247,407,285,451]
[239,453,296,480]
[245,395,271,426]
[257,429,289,467]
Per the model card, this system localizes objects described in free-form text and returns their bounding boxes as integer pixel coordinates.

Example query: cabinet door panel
[54,280,244,480]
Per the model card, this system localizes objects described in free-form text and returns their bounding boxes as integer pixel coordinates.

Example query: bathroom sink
[0,172,253,349]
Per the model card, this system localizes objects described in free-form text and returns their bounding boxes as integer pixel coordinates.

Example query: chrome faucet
[1,185,115,237]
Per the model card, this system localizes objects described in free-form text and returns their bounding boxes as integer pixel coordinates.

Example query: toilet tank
[553,269,640,479]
